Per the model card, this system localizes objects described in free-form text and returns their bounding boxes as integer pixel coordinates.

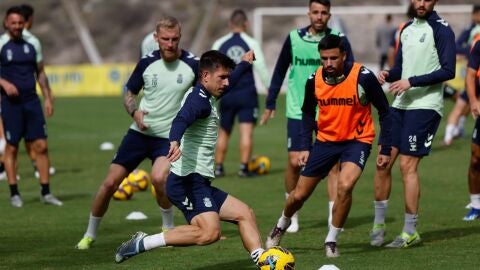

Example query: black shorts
[301,140,371,178]
[166,172,228,223]
[112,129,170,172]
[1,97,46,145]
[379,108,440,157]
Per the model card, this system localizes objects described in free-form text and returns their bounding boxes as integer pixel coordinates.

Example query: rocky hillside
[0,0,476,65]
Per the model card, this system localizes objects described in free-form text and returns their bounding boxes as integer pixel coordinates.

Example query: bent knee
[196,228,221,245]
[237,206,257,222]
[291,190,309,203]
[150,173,167,186]
[32,140,48,154]
[102,178,122,194]
[288,157,301,169]
[337,182,354,197]
[471,156,480,171]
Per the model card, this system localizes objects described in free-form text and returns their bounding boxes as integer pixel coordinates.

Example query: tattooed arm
[123,89,149,130]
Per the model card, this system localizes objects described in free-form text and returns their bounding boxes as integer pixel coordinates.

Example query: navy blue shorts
[460,90,469,102]
[379,108,441,157]
[459,86,480,103]
[287,118,305,152]
[112,129,170,172]
[1,97,47,145]
[301,140,371,178]
[219,103,257,133]
[472,117,480,146]
[166,172,228,223]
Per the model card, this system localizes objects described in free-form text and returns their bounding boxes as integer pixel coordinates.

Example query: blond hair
[155,16,181,33]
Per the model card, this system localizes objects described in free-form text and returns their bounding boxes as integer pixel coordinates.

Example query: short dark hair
[318,34,345,52]
[407,3,416,19]
[5,6,25,19]
[199,50,236,74]
[473,4,480,14]
[19,4,34,21]
[309,0,331,8]
[230,9,247,27]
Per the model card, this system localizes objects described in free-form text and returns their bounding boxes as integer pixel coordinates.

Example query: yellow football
[255,155,271,175]
[258,246,295,270]
[113,181,134,201]
[127,169,150,191]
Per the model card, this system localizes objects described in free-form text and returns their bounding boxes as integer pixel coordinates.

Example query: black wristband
[130,109,137,117]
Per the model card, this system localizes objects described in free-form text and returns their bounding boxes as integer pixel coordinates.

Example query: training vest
[471,34,480,78]
[314,63,375,144]
[287,30,321,119]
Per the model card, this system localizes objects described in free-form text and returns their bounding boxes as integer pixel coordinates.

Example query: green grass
[1,95,479,269]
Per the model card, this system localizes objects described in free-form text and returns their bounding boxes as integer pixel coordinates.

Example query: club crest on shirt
[177,74,183,84]
[6,49,12,61]
[419,33,426,43]
[152,74,158,87]
[24,44,30,54]
[226,45,245,64]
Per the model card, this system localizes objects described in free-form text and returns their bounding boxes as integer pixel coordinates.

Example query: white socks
[403,213,418,235]
[143,232,166,250]
[444,124,456,144]
[285,192,299,232]
[277,211,292,230]
[470,194,480,209]
[373,200,388,225]
[458,116,466,134]
[328,201,334,227]
[84,213,102,239]
[250,248,265,264]
[160,206,174,230]
[325,225,342,243]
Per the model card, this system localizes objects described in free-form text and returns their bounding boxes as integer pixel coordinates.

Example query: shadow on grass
[193,259,253,270]
[16,192,92,205]
[347,216,397,230]
[421,225,480,243]
[304,216,396,231]
[52,192,94,202]
[339,225,480,255]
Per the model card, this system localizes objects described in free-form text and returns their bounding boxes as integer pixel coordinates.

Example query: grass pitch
[0,96,479,269]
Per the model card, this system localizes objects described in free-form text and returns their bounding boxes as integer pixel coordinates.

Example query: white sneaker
[34,167,56,179]
[265,220,291,249]
[369,224,385,247]
[0,172,20,181]
[41,194,63,206]
[325,242,340,258]
[286,212,299,233]
[10,195,23,207]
